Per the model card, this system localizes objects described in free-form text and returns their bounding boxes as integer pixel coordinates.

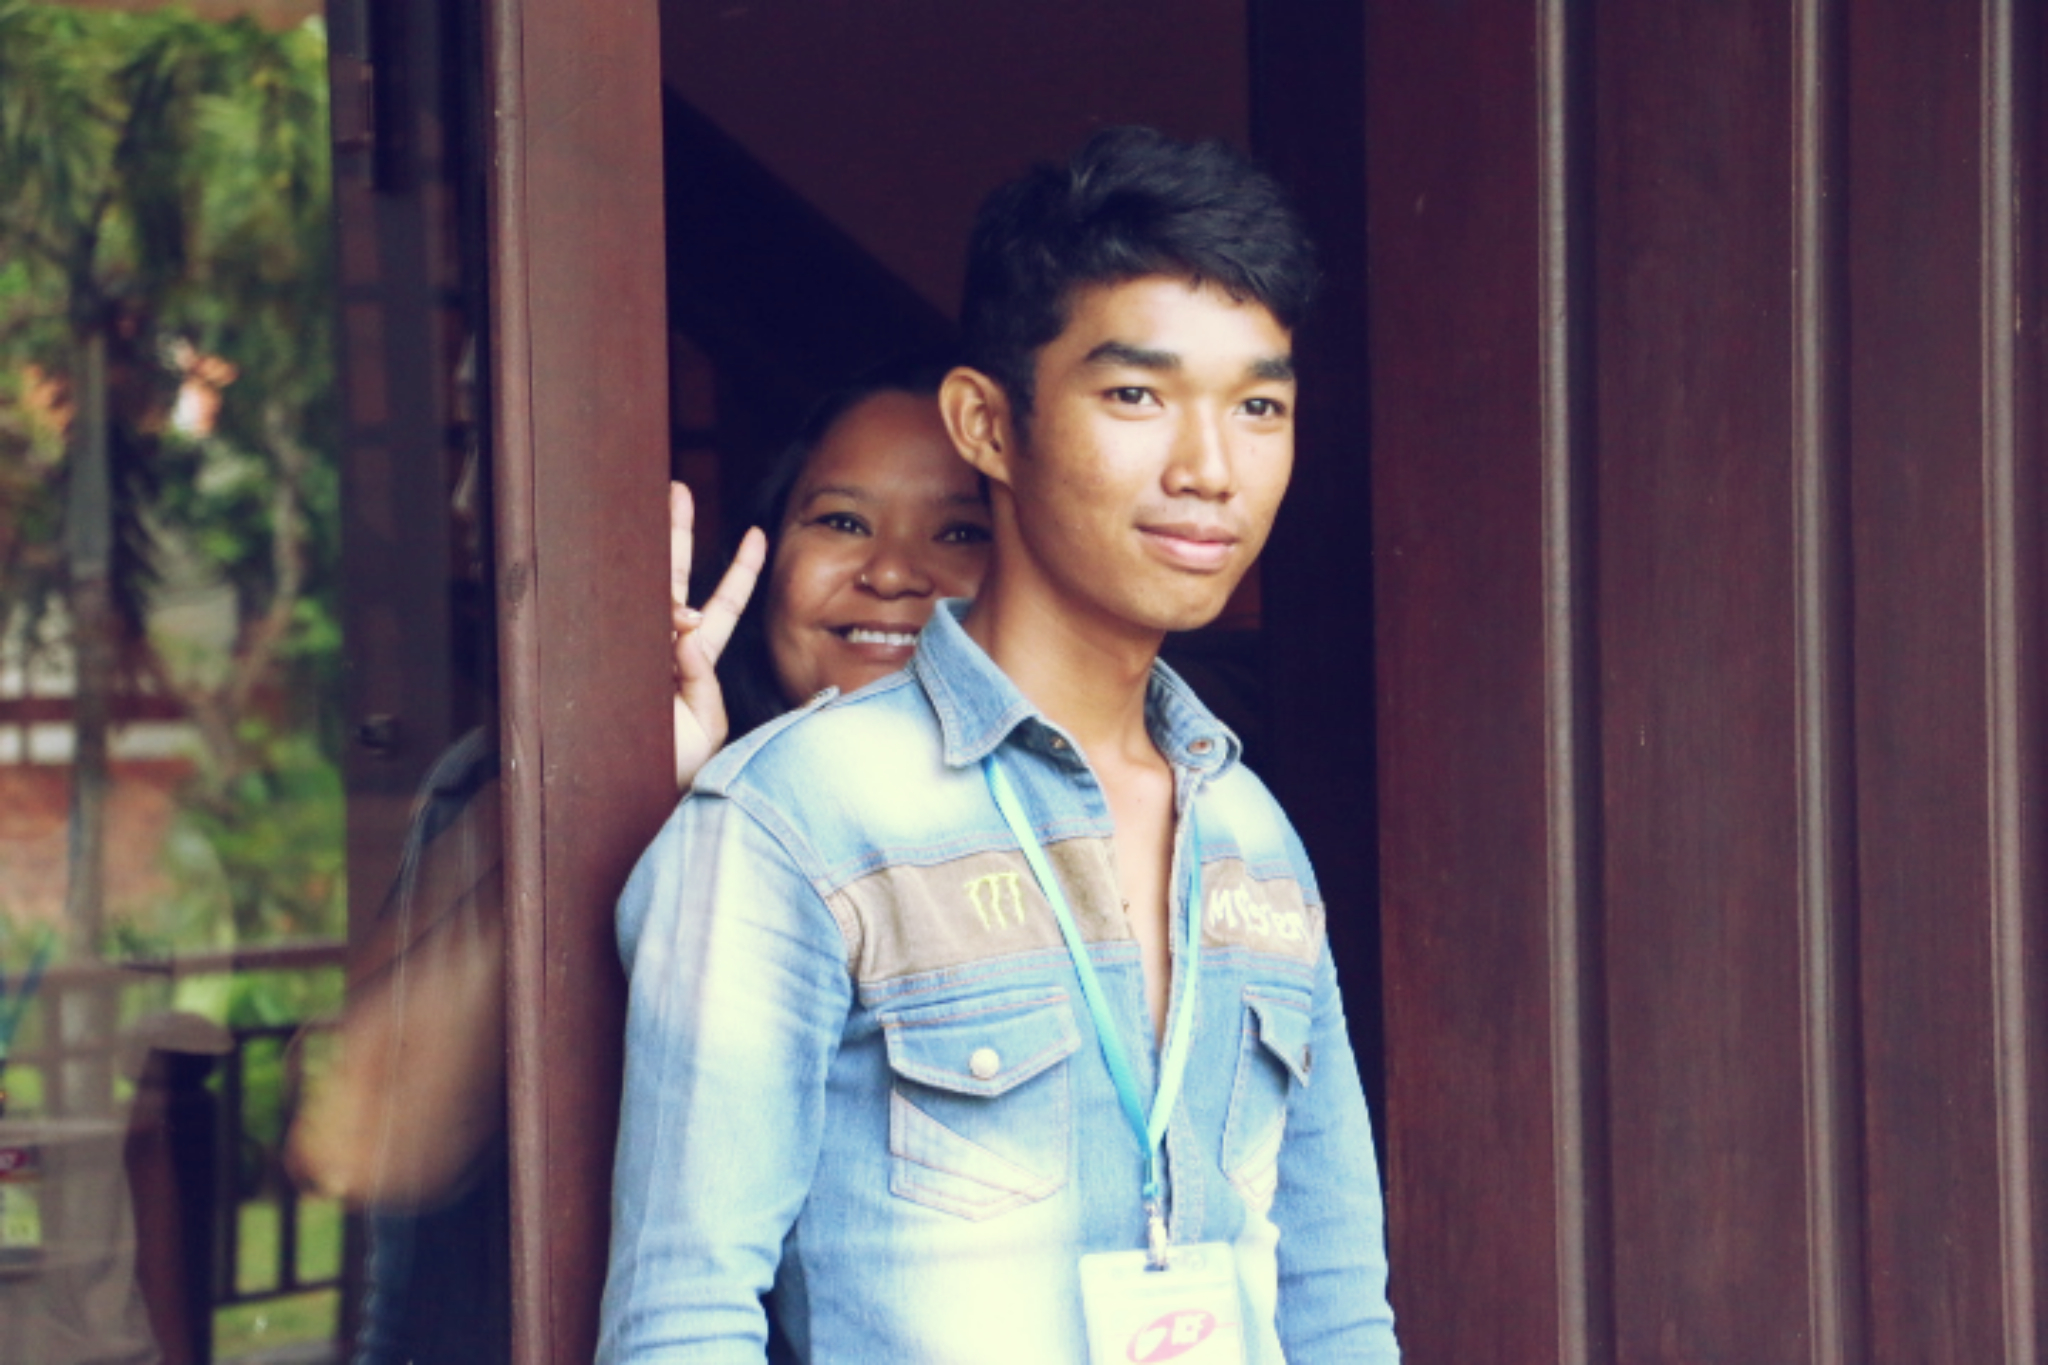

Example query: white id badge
[1078,1242,1246,1364]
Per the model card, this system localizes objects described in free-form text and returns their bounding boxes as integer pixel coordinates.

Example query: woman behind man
[666,353,990,792]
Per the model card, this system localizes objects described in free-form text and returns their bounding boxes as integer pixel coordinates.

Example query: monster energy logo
[964,870,1028,931]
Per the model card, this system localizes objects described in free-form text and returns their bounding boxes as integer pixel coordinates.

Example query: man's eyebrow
[1250,355,1297,383]
[1082,341,1297,384]
[1083,340,1180,371]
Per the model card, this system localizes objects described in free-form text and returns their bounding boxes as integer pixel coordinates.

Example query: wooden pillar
[482,1,673,1360]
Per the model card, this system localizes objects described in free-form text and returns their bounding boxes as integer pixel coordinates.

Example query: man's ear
[940,367,1016,487]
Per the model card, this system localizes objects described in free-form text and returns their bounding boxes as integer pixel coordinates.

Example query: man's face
[996,275,1295,640]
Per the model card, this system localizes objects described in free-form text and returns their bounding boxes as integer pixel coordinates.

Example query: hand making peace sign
[670,481,768,789]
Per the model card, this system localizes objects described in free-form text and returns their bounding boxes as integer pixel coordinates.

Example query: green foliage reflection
[0,2,343,959]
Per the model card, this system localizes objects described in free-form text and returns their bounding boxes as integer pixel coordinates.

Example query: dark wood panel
[1367,1,1599,1359]
[1848,2,2045,1359]
[1591,3,1824,1360]
[483,1,672,1361]
[1367,0,2043,1360]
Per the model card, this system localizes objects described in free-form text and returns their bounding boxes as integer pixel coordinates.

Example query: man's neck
[959,569,1164,766]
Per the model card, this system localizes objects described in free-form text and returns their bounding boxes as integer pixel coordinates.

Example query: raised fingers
[669,481,698,632]
[694,526,767,666]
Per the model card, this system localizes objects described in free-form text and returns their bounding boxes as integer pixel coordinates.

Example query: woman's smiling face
[765,390,992,705]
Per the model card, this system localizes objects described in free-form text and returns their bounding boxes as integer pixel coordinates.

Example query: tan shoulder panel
[829,837,1128,985]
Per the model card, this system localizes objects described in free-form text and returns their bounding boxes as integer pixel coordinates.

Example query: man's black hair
[958,125,1316,422]
[717,349,967,737]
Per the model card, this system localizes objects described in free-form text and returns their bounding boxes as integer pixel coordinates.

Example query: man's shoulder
[685,672,987,885]
[693,671,937,798]
[1199,759,1323,906]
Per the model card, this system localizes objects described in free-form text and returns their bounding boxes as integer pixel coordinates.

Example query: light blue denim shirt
[601,602,1398,1363]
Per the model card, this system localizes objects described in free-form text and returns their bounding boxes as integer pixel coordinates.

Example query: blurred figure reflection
[287,335,510,1363]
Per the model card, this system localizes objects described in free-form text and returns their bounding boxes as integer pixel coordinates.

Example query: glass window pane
[0,3,501,1360]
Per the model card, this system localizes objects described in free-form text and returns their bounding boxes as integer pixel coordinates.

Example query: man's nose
[1167,409,1236,499]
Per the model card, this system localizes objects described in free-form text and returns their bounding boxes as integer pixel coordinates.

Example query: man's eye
[939,522,993,545]
[813,512,869,535]
[1107,386,1155,406]
[1243,397,1288,419]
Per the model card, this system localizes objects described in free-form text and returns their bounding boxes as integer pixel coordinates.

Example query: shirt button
[969,1047,1001,1080]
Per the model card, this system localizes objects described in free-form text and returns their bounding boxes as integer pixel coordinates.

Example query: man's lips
[1139,521,1240,571]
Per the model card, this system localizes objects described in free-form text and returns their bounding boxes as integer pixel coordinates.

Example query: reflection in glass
[0,2,500,1360]
[294,0,510,1355]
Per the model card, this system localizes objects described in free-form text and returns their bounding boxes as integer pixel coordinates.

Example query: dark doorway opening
[654,1,1383,1117]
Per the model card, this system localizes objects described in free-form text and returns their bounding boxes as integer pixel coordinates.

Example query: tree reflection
[0,5,344,1360]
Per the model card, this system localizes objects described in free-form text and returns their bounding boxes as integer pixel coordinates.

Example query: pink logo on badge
[1126,1309,1216,1362]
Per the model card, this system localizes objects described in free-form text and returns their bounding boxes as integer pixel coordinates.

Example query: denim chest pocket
[880,988,1081,1221]
[1222,985,1315,1217]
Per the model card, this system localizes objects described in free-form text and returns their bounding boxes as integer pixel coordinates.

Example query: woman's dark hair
[959,125,1317,425]
[717,351,960,735]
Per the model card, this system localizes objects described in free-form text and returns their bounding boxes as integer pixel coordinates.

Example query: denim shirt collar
[911,599,1241,776]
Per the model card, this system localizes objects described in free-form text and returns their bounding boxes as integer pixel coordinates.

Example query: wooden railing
[2,940,350,1360]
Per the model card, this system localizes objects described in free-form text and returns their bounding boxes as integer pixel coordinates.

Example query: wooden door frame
[481,0,673,1360]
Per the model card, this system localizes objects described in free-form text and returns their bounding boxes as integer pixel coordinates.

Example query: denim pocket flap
[882,990,1081,1099]
[1246,988,1315,1087]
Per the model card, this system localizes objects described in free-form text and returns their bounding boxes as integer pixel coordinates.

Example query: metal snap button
[1189,738,1213,755]
[1300,1044,1314,1076]
[969,1047,1001,1080]
[1049,736,1068,750]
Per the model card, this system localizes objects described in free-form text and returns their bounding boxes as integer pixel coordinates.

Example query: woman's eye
[939,522,993,545]
[813,511,869,535]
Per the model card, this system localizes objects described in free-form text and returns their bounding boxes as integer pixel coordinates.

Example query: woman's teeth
[844,628,918,648]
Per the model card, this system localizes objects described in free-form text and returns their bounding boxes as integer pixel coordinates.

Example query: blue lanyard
[983,753,1203,1264]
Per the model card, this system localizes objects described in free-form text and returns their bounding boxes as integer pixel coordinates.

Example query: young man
[600,128,1399,1364]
